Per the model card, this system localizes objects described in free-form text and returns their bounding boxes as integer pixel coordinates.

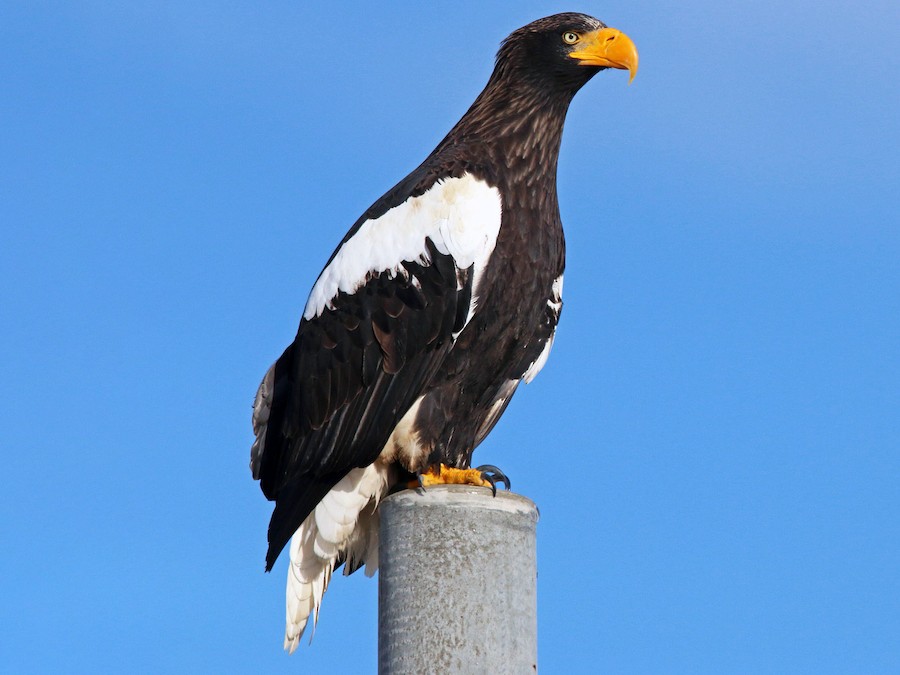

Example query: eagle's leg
[415,463,510,496]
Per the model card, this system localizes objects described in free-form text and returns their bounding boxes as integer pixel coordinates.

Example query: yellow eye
[562,32,579,44]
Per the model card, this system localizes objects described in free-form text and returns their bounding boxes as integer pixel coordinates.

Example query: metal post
[378,485,539,674]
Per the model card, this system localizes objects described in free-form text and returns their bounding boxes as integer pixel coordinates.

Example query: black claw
[475,464,511,495]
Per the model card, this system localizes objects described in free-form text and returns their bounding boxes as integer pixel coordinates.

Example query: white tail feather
[283,465,388,653]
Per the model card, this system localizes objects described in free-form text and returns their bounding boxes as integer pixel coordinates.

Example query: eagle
[251,12,638,652]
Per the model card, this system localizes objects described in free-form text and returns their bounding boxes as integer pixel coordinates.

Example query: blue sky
[2,1,898,672]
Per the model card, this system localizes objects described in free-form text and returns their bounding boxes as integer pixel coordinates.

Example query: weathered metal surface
[378,485,539,674]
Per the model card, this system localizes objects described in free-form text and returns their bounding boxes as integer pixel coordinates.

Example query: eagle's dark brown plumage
[251,12,637,651]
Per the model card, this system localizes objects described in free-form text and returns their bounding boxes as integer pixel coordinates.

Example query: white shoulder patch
[304,174,502,320]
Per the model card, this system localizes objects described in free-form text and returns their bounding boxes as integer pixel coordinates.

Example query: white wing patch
[522,273,564,384]
[304,174,503,320]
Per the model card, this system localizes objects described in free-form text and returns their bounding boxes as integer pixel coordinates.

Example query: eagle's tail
[283,465,387,653]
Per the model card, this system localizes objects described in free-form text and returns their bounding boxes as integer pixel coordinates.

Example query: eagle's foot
[415,463,510,496]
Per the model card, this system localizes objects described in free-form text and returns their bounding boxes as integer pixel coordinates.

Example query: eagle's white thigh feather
[283,464,388,653]
[522,273,564,384]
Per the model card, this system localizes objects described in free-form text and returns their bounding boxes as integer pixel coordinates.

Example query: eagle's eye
[562,32,579,45]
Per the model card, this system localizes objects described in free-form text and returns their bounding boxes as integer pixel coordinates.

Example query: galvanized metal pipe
[378,485,539,674]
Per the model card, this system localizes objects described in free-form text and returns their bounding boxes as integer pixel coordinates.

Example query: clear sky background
[2,1,898,672]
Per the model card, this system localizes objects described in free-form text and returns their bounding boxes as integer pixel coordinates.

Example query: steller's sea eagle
[251,12,638,652]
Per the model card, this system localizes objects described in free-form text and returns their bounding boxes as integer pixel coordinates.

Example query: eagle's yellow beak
[569,28,639,83]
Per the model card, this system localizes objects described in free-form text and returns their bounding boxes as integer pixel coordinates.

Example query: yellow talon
[418,463,494,489]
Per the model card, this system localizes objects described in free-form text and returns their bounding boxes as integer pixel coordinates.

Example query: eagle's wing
[251,173,502,568]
